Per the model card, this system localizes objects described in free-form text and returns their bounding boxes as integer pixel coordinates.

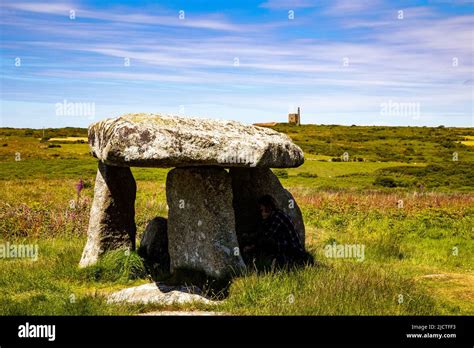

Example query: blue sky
[0,0,473,128]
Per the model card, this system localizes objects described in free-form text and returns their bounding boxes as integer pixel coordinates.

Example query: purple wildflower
[75,178,84,198]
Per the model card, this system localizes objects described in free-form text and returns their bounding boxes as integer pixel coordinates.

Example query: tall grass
[82,249,147,282]
[220,262,442,315]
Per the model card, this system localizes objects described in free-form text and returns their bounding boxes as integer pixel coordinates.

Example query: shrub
[374,177,397,188]
[273,169,288,179]
[297,172,318,178]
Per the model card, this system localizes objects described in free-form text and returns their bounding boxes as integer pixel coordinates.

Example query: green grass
[218,262,441,315]
[276,161,426,191]
[0,238,211,315]
[0,238,135,315]
[0,125,472,315]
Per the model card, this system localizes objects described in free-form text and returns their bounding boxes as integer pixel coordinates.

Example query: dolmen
[79,113,305,283]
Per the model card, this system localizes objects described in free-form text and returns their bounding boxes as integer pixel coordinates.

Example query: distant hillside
[268,123,474,164]
[1,123,473,164]
[0,127,87,139]
[0,123,472,190]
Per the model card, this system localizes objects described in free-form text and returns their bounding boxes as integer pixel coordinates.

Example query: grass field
[48,137,88,143]
[0,124,473,315]
[460,135,474,147]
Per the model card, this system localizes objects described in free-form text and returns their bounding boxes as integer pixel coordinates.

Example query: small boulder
[138,217,170,277]
[107,283,214,306]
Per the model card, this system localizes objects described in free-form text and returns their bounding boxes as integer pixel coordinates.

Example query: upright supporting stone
[166,167,246,280]
[230,168,305,248]
[79,162,137,268]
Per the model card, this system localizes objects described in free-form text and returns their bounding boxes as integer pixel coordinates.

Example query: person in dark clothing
[243,194,312,267]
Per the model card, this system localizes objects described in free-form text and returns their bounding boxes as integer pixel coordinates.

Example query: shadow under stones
[138,216,232,299]
[234,203,315,273]
[244,254,315,275]
[164,268,232,300]
[138,213,315,300]
[137,216,170,280]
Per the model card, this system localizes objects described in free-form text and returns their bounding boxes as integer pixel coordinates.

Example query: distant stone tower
[288,107,301,125]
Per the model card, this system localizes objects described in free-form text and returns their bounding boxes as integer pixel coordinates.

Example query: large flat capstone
[88,113,304,168]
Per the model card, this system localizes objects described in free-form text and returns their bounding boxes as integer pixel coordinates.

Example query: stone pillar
[229,167,305,248]
[166,167,246,280]
[79,162,137,268]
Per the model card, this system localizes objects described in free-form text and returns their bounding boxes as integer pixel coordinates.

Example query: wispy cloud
[322,0,385,16]
[1,1,244,31]
[1,0,472,127]
[259,0,317,10]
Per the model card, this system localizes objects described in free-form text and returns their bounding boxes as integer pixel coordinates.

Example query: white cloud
[1,1,244,31]
[322,0,385,16]
[259,0,317,10]
[1,0,472,127]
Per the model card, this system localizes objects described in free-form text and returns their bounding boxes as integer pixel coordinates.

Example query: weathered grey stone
[107,283,214,306]
[79,162,136,268]
[230,167,305,247]
[88,113,304,168]
[166,167,246,280]
[138,217,170,276]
